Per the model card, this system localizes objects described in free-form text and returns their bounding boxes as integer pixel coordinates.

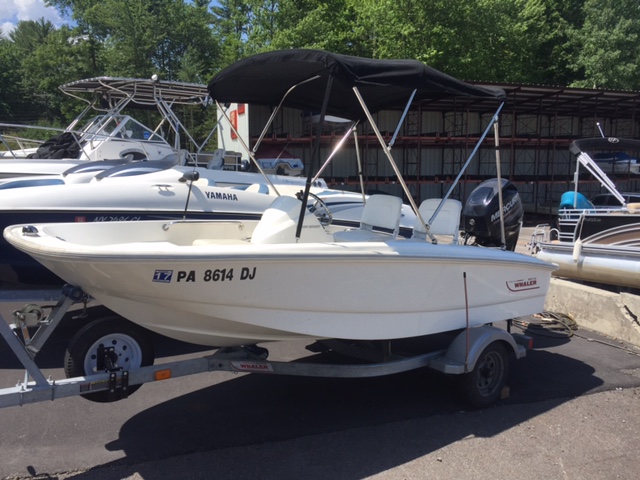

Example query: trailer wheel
[460,342,509,408]
[64,316,154,403]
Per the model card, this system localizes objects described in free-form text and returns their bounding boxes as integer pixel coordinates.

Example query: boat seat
[412,198,462,244]
[251,195,333,244]
[333,194,403,242]
[207,157,224,169]
[178,149,188,165]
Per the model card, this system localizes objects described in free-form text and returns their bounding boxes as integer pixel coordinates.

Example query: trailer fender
[429,325,526,375]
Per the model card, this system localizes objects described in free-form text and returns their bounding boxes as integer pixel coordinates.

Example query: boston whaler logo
[506,277,539,292]
[230,361,274,373]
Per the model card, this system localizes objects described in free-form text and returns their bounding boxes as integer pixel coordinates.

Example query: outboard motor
[462,178,523,251]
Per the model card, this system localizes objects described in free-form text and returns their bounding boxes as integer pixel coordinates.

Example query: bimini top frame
[1,77,215,161]
[60,76,210,109]
[568,137,640,208]
[60,77,212,154]
[208,49,506,240]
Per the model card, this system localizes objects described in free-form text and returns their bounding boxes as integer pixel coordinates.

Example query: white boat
[0,75,420,286]
[4,49,557,347]
[0,76,211,177]
[530,137,640,289]
[0,160,410,286]
[4,200,554,346]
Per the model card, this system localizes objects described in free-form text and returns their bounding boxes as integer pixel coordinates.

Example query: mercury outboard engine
[462,178,523,251]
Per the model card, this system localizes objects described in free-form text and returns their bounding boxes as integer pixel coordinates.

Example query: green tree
[211,0,255,66]
[509,0,583,86]
[569,0,640,89]
[0,19,102,125]
[268,0,362,54]
[0,36,24,120]
[8,18,56,54]
[347,0,521,79]
[18,26,104,122]
[48,0,220,80]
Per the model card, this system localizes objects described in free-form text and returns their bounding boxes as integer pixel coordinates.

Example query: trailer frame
[0,285,531,409]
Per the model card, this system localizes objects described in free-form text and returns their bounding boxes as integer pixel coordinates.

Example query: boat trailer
[0,285,532,409]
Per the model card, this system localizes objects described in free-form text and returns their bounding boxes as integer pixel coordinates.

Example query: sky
[0,0,69,38]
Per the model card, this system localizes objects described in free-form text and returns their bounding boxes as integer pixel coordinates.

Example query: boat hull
[5,220,555,346]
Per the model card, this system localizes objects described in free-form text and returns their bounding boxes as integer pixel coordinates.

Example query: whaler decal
[230,361,274,373]
[153,270,174,283]
[506,277,539,292]
[205,191,239,201]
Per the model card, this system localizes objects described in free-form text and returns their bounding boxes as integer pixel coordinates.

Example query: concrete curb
[544,278,640,346]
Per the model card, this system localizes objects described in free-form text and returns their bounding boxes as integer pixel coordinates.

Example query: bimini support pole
[311,123,366,206]
[215,76,323,197]
[215,100,281,196]
[441,103,504,203]
[312,121,359,182]
[295,75,334,241]
[353,130,366,204]
[252,75,321,156]
[352,87,423,225]
[493,120,507,248]
[433,103,504,245]
[575,151,626,206]
[436,102,505,241]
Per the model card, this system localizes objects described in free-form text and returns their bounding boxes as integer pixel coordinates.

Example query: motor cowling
[462,178,523,251]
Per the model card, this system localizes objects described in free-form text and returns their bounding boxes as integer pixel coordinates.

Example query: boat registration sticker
[506,277,539,292]
[153,270,173,283]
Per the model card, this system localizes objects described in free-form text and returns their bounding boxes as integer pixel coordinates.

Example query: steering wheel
[305,192,333,227]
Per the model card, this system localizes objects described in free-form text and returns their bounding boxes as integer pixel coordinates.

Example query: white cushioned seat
[412,198,462,244]
[334,194,403,242]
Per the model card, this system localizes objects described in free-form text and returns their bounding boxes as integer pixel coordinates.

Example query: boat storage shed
[219,82,640,217]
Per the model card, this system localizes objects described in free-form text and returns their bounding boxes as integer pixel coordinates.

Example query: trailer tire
[64,316,154,403]
[460,341,509,408]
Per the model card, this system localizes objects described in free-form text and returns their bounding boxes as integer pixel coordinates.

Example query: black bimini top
[208,49,505,119]
[570,137,640,156]
[60,77,210,108]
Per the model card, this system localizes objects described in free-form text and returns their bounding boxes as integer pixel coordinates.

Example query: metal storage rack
[251,84,640,217]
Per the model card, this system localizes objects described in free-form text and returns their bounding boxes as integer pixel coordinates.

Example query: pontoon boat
[530,137,640,289]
